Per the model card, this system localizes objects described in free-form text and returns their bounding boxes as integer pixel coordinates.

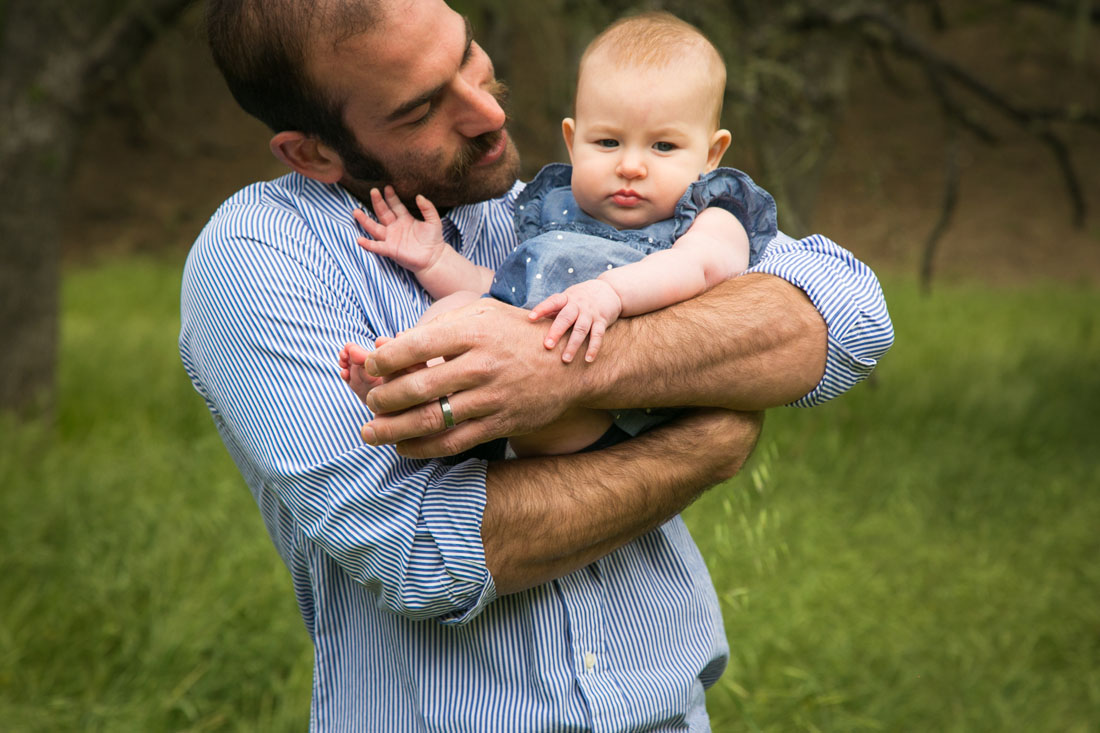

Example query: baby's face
[564,57,728,230]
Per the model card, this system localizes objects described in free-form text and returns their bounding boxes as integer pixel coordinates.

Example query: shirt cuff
[418,457,499,625]
[746,234,892,407]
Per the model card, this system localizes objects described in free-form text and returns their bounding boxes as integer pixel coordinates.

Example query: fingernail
[545,339,555,348]
[361,425,377,445]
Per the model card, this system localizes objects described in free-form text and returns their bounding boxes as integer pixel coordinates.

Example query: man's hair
[206,0,383,172]
[578,11,727,127]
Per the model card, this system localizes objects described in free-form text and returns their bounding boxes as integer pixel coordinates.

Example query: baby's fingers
[354,207,387,242]
[583,321,607,363]
[415,194,441,226]
[529,293,568,322]
[560,314,593,363]
[369,188,396,224]
[543,304,580,350]
[382,186,410,217]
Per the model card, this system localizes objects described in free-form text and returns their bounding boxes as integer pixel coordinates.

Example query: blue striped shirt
[179,172,893,731]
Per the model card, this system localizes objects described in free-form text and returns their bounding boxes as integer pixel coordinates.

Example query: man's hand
[528,279,623,364]
[360,298,588,457]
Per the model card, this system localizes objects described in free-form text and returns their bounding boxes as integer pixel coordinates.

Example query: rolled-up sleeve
[747,232,894,406]
[180,207,497,624]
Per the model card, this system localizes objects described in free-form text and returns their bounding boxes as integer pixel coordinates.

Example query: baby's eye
[653,141,677,152]
[595,139,619,148]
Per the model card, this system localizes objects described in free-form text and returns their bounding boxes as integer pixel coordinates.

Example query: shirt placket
[556,563,632,733]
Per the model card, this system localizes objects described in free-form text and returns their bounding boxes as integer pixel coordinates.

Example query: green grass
[2,259,1097,731]
[693,280,1100,731]
[0,257,311,732]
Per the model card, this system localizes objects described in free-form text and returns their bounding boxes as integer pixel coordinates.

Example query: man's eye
[408,104,434,127]
[595,139,619,148]
[407,102,435,127]
[654,141,676,152]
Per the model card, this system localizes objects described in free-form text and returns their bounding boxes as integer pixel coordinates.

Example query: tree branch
[1015,0,1100,24]
[793,4,1095,227]
[920,69,962,293]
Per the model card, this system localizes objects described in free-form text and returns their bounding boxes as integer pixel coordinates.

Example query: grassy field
[1,256,1097,731]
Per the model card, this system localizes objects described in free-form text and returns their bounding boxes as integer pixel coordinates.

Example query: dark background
[64,2,1099,284]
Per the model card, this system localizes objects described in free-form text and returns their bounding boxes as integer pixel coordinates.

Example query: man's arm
[603,207,750,316]
[483,408,762,595]
[358,232,892,458]
[359,272,825,456]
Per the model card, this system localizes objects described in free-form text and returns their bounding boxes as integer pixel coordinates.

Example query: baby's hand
[529,280,623,363]
[353,186,445,274]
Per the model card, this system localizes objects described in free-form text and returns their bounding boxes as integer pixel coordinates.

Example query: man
[180,0,893,730]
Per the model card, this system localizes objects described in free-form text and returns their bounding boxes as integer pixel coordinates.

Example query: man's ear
[269,131,346,183]
[561,118,576,161]
[705,129,733,171]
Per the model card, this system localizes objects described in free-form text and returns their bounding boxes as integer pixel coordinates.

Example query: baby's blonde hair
[578,12,727,128]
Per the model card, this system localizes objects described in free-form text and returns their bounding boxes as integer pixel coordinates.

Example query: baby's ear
[561,118,577,160]
[706,129,732,171]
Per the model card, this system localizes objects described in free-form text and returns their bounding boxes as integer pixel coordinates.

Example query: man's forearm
[482,408,763,595]
[581,273,826,412]
[359,274,823,457]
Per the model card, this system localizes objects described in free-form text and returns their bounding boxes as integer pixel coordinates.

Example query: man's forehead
[379,15,474,123]
[305,0,468,118]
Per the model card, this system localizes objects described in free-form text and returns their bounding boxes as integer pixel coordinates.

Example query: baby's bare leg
[508,407,614,457]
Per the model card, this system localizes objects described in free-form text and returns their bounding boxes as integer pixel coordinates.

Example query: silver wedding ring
[439,395,456,429]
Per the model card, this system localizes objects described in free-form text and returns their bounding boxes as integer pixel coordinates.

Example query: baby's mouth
[611,189,642,206]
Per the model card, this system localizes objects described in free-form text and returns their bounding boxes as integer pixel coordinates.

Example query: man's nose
[453,77,506,138]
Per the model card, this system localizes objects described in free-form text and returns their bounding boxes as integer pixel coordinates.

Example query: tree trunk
[0,0,195,418]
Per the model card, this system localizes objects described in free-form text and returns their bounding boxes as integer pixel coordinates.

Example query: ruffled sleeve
[512,163,574,241]
[672,167,778,267]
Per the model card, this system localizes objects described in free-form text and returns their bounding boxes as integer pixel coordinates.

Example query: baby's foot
[339,343,381,403]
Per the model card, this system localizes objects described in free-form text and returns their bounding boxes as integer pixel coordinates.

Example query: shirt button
[583,652,597,672]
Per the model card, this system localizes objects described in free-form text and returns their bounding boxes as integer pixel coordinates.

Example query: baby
[342,11,777,455]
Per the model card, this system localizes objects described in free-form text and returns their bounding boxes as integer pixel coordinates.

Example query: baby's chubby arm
[530,207,749,363]
[603,207,749,316]
[354,185,494,299]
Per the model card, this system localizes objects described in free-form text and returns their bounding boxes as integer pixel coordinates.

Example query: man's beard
[336,83,521,212]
